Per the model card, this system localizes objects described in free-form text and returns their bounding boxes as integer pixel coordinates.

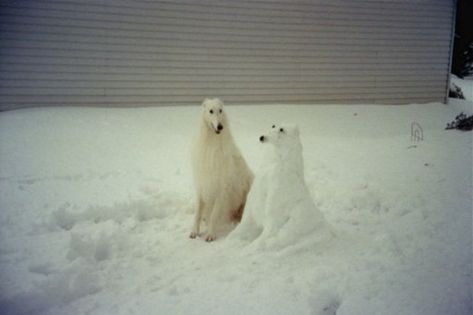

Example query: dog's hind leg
[190,198,204,239]
[231,203,245,223]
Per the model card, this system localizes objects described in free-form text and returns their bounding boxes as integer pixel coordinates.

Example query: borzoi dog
[190,98,253,242]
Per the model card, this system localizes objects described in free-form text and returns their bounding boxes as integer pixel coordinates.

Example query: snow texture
[0,100,472,315]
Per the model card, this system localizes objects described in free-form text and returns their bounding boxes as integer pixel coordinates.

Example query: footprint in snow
[309,291,342,315]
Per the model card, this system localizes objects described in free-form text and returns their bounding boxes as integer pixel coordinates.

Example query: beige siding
[0,0,454,110]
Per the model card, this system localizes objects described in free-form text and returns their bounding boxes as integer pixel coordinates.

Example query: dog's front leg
[205,210,218,242]
[206,197,226,242]
[190,198,204,239]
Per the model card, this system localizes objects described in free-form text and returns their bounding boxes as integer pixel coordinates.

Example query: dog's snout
[217,124,223,131]
[259,135,265,142]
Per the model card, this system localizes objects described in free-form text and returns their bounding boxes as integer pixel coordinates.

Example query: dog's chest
[198,144,234,172]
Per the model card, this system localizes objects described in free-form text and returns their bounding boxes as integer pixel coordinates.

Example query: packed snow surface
[0,100,472,315]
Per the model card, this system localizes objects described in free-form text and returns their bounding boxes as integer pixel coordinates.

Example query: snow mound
[50,191,188,231]
[451,74,473,101]
[0,266,101,315]
[231,124,333,249]
[67,220,121,262]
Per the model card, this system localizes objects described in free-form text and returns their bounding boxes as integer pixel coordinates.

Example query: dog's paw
[205,234,215,242]
[189,231,199,239]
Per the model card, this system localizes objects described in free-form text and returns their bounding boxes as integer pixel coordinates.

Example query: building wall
[0,0,455,110]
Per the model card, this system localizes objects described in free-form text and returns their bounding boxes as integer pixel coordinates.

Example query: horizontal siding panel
[0,3,450,26]
[0,13,450,37]
[0,0,454,110]
[17,0,450,13]
[0,31,451,51]
[0,40,451,59]
[0,57,450,73]
[0,91,445,104]
[0,19,448,44]
[0,21,452,43]
[1,40,450,59]
[0,73,447,84]
[0,71,449,82]
[0,85,445,97]
[1,0,451,18]
[0,79,446,89]
[1,47,451,62]
[0,58,450,71]
[0,4,450,35]
[0,66,448,78]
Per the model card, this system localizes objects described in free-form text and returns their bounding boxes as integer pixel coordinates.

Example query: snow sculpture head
[259,123,301,148]
[258,123,303,171]
[201,98,228,135]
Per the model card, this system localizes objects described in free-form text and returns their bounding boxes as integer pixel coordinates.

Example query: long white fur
[190,98,253,242]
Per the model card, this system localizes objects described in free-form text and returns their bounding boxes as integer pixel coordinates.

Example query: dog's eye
[209,110,213,114]
[279,128,284,132]
[219,109,222,113]
[272,125,275,128]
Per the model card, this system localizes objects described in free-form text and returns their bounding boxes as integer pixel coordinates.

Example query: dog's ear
[202,98,210,106]
[292,125,300,136]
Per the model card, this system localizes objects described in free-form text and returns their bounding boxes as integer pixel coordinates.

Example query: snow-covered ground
[0,100,471,315]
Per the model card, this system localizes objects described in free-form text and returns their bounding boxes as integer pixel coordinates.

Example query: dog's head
[201,98,227,135]
[259,123,300,147]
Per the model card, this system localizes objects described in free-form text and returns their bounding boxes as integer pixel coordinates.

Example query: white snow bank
[450,74,473,101]
[0,102,471,314]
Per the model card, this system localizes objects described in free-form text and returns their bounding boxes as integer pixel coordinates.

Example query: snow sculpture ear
[285,124,299,136]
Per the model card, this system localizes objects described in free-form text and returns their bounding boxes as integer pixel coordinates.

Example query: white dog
[230,123,330,249]
[190,98,254,242]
